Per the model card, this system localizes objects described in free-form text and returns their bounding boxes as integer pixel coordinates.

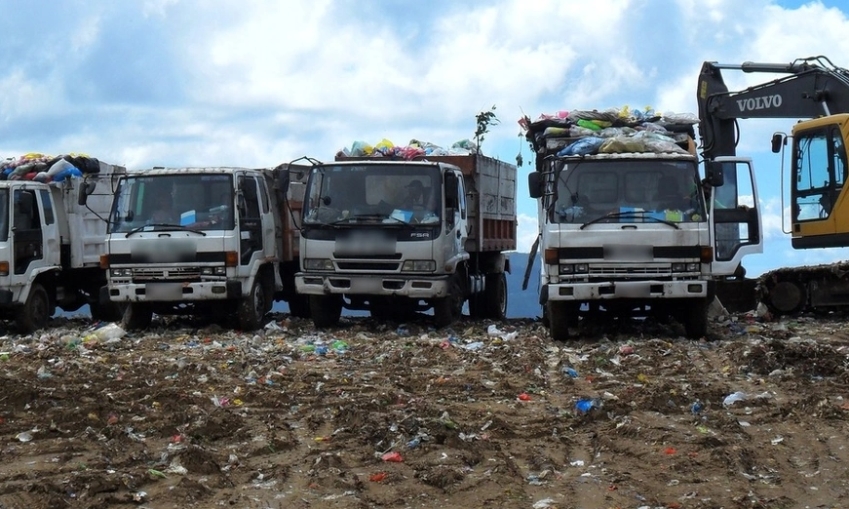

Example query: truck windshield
[0,189,7,242]
[108,174,235,233]
[303,164,442,226]
[551,160,706,224]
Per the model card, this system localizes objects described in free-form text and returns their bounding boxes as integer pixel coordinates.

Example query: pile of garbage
[0,153,104,183]
[520,106,700,159]
[336,138,478,160]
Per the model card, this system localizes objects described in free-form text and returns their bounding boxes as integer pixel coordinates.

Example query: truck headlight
[304,258,334,270]
[402,260,436,272]
[111,268,129,277]
[575,263,589,273]
[671,263,686,272]
[214,266,226,275]
[559,264,574,274]
[201,267,213,275]
[686,262,700,272]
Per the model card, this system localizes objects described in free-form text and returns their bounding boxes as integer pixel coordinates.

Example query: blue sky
[3,0,849,277]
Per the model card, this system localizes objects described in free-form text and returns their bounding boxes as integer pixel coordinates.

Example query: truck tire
[16,283,50,333]
[682,297,709,339]
[433,278,463,328]
[547,300,578,341]
[122,303,153,331]
[238,280,268,331]
[310,295,342,328]
[90,301,127,323]
[287,294,311,318]
[484,272,507,320]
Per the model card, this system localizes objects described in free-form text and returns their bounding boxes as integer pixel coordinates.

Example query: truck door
[709,157,763,275]
[444,172,466,261]
[11,189,44,275]
[237,175,263,265]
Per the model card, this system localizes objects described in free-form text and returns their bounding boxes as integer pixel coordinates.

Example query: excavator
[697,55,849,315]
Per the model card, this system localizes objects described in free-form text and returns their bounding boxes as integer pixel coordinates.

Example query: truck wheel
[310,295,342,328]
[287,295,311,318]
[547,300,578,341]
[433,278,463,328]
[484,272,507,320]
[682,298,709,339]
[122,303,153,331]
[90,301,127,323]
[16,283,50,333]
[238,280,268,331]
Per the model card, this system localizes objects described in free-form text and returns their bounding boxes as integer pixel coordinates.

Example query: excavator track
[757,262,849,316]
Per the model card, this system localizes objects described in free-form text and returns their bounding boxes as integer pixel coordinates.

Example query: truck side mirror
[78,181,97,206]
[528,172,542,199]
[771,132,785,153]
[706,161,725,187]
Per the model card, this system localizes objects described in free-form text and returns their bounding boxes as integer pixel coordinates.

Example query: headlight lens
[686,262,701,272]
[402,260,436,272]
[214,266,226,275]
[111,268,129,277]
[559,264,574,274]
[575,263,589,273]
[671,263,686,272]
[201,267,213,275]
[304,258,334,270]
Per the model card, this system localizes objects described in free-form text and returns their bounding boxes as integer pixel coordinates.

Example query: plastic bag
[568,126,599,137]
[350,141,373,157]
[598,127,636,138]
[661,112,699,124]
[643,139,690,154]
[543,127,570,137]
[599,136,647,153]
[557,137,604,156]
[374,138,394,155]
[576,119,602,131]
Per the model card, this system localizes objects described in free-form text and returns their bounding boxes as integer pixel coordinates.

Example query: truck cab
[0,161,126,332]
[528,131,762,339]
[296,154,515,328]
[102,166,304,330]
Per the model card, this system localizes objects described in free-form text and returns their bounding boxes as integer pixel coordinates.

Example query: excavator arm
[697,56,849,161]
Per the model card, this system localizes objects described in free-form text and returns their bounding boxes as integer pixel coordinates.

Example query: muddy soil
[0,311,847,509]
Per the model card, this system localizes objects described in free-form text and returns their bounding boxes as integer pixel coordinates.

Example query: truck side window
[39,190,54,225]
[238,176,261,219]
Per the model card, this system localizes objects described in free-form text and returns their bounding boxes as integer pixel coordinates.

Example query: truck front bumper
[296,272,451,298]
[107,281,241,302]
[548,279,707,301]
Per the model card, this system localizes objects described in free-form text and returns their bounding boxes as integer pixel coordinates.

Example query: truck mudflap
[296,273,452,298]
[108,281,241,302]
[549,280,707,301]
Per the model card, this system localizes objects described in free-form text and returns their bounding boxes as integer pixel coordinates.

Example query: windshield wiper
[580,211,680,230]
[329,214,411,226]
[125,223,208,237]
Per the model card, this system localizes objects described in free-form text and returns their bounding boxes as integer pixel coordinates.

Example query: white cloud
[515,213,539,254]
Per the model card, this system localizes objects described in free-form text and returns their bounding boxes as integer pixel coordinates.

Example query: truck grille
[132,267,202,282]
[336,262,400,271]
[589,267,667,276]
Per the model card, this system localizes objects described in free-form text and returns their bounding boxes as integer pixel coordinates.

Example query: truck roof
[129,167,267,176]
[555,152,697,161]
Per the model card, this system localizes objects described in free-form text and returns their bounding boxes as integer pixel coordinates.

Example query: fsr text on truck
[0,155,126,332]
[523,108,763,340]
[295,153,516,328]
[97,164,310,331]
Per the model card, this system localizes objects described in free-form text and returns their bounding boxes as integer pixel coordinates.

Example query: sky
[3,0,849,278]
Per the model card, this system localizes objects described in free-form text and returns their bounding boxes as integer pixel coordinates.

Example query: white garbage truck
[0,156,126,332]
[295,153,516,328]
[97,164,310,331]
[523,108,763,339]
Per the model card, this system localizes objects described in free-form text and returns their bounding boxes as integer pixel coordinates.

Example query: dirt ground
[0,309,848,509]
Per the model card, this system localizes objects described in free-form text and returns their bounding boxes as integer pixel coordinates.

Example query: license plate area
[145,283,183,300]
